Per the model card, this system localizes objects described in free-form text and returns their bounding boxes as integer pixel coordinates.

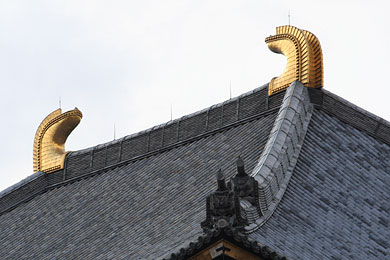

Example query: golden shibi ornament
[265,25,323,96]
[33,108,82,173]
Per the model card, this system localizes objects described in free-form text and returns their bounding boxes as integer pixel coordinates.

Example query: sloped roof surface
[1,81,389,260]
[250,109,390,259]
[0,111,277,259]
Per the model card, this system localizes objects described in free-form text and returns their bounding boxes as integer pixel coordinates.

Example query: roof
[250,108,389,259]
[0,83,282,259]
[0,81,389,259]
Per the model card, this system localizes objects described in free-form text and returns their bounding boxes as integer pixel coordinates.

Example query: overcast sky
[0,0,389,191]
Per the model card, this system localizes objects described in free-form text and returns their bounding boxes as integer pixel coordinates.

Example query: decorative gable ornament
[33,108,82,173]
[265,25,323,96]
[229,156,263,217]
[201,169,247,232]
[201,157,262,232]
[171,158,287,260]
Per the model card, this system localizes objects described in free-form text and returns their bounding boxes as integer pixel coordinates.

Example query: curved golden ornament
[265,25,323,96]
[33,108,82,173]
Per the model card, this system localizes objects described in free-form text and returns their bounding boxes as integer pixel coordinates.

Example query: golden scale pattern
[265,25,323,96]
[33,108,82,173]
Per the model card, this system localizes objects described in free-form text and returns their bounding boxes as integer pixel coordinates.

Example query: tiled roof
[0,92,278,259]
[0,84,284,215]
[0,80,389,259]
[250,109,390,259]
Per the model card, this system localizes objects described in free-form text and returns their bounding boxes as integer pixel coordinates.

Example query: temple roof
[0,80,389,259]
[250,109,389,259]
[0,84,281,259]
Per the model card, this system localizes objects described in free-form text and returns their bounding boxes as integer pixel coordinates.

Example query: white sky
[0,0,389,191]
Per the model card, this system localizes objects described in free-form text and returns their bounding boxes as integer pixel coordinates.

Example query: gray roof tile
[249,109,390,260]
[1,82,390,260]
[0,112,277,260]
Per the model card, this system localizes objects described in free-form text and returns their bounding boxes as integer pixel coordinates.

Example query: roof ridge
[71,83,270,155]
[243,81,314,233]
[322,89,385,123]
[319,89,390,145]
[239,82,390,233]
[0,172,45,199]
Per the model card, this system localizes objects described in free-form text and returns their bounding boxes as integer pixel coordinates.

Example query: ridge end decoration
[265,25,323,96]
[33,108,82,173]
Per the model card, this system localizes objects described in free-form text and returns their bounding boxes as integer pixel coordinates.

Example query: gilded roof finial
[265,25,323,96]
[33,108,82,173]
